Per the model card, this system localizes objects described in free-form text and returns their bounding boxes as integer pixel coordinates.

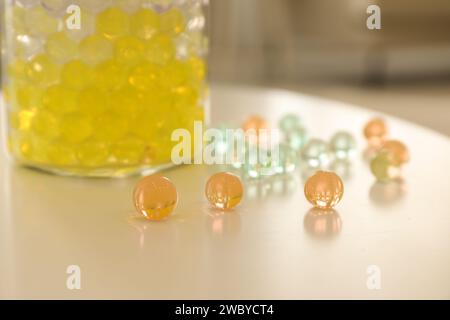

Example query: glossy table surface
[0,85,449,299]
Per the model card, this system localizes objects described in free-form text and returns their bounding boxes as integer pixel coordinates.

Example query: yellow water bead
[128,62,161,90]
[15,84,43,109]
[31,110,60,140]
[94,60,127,91]
[131,8,160,40]
[78,87,108,117]
[46,144,78,167]
[61,60,94,89]
[172,85,199,108]
[79,34,114,65]
[109,85,143,117]
[96,7,130,40]
[94,113,129,142]
[45,32,78,62]
[12,6,27,34]
[144,34,175,65]
[111,137,146,166]
[114,36,145,66]
[25,6,60,36]
[42,85,78,114]
[9,110,35,131]
[60,114,93,144]
[8,59,28,82]
[159,60,191,88]
[160,7,185,36]
[188,56,207,82]
[26,54,60,86]
[76,141,110,168]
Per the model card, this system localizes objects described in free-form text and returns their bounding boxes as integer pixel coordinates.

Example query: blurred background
[209,0,450,135]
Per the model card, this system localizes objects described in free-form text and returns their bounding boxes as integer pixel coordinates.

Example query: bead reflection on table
[206,209,241,238]
[369,179,407,207]
[303,208,342,239]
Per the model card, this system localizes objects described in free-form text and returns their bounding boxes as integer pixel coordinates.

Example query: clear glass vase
[1,0,208,177]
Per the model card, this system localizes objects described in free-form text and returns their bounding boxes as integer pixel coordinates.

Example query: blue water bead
[329,131,356,160]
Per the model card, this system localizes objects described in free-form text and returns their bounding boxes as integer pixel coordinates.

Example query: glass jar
[1,0,208,177]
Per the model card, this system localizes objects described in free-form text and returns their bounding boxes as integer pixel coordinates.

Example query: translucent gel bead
[304,171,344,209]
[76,141,110,167]
[26,54,60,86]
[133,174,178,221]
[79,35,114,65]
[96,7,130,40]
[32,110,60,140]
[128,62,161,90]
[370,152,401,182]
[144,35,175,65]
[380,140,409,166]
[14,34,44,60]
[61,60,94,89]
[279,113,302,133]
[60,114,93,144]
[46,143,78,167]
[286,126,307,151]
[95,113,129,142]
[242,115,268,138]
[78,87,108,117]
[15,84,43,109]
[9,110,35,131]
[42,85,78,114]
[205,172,243,210]
[115,0,142,14]
[12,6,27,34]
[111,138,146,165]
[274,143,298,174]
[131,8,161,40]
[329,131,356,160]
[77,0,113,13]
[25,6,60,36]
[45,32,78,62]
[114,36,145,66]
[16,0,40,9]
[8,59,28,82]
[244,147,278,179]
[364,118,388,147]
[187,56,206,82]
[41,0,69,14]
[159,60,189,87]
[301,139,330,168]
[160,7,186,36]
[109,85,143,117]
[94,60,127,91]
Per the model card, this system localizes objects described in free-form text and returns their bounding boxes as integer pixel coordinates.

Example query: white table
[1,85,449,299]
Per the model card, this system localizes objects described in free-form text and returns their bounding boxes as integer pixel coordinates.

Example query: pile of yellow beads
[5,3,207,176]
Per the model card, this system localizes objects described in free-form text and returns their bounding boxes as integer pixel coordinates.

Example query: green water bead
[274,143,298,175]
[329,131,356,160]
[286,126,307,151]
[370,152,401,182]
[279,114,302,133]
[301,139,331,168]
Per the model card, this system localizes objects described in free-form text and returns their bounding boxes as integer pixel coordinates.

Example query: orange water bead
[364,118,388,147]
[380,140,409,166]
[133,174,178,221]
[304,171,344,208]
[205,172,244,210]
